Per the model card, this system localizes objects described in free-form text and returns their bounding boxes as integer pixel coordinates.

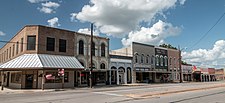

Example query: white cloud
[73,0,184,37]
[47,17,60,27]
[121,20,181,47]
[28,0,48,3]
[38,7,54,14]
[0,31,6,36]
[70,13,78,22]
[78,28,99,36]
[182,40,225,68]
[41,1,60,8]
[38,1,60,14]
[179,0,186,5]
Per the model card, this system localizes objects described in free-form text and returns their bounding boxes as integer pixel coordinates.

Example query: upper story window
[46,37,55,51]
[16,41,19,54]
[101,43,106,57]
[12,44,15,56]
[151,55,154,64]
[21,38,23,52]
[156,55,159,66]
[27,36,36,50]
[164,56,168,66]
[174,58,176,68]
[141,54,144,63]
[160,55,164,66]
[169,57,172,65]
[135,53,138,63]
[59,39,66,52]
[100,63,106,69]
[79,40,84,55]
[91,42,95,56]
[9,47,11,58]
[146,55,149,64]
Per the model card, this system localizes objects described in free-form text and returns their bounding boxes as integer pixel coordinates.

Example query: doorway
[25,74,33,89]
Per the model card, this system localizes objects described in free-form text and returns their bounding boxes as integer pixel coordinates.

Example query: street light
[179,46,187,83]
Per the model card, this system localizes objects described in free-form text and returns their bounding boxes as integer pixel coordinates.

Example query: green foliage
[159,43,177,50]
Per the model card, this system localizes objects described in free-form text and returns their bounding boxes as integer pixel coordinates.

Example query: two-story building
[0,25,109,89]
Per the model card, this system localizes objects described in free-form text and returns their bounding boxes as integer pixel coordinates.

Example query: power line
[189,12,225,50]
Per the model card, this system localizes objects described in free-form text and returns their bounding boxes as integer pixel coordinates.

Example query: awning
[0,54,84,70]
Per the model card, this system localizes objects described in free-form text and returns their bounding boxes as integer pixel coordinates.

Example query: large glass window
[101,43,106,57]
[59,39,66,52]
[46,37,55,51]
[79,40,84,55]
[27,36,36,50]
[45,72,69,83]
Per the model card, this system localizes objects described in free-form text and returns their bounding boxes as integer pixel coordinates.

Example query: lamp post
[89,23,93,88]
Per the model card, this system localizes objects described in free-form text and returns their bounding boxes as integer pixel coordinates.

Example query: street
[0,81,225,103]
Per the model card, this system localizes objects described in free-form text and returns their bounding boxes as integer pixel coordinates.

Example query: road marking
[93,92,124,97]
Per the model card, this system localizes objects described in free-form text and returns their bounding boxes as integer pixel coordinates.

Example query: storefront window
[45,72,69,83]
[11,72,22,84]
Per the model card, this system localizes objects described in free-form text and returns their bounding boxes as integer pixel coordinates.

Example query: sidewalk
[1,81,225,95]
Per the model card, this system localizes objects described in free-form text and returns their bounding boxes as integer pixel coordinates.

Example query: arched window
[164,56,168,66]
[156,55,159,66]
[100,63,105,69]
[141,54,144,63]
[160,55,163,66]
[135,53,138,63]
[151,55,154,64]
[174,58,176,68]
[91,42,95,56]
[146,55,149,64]
[79,40,84,55]
[169,57,172,65]
[101,43,106,57]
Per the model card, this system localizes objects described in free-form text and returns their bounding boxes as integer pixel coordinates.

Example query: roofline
[132,42,154,47]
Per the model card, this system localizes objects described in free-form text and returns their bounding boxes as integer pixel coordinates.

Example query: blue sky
[1,0,225,68]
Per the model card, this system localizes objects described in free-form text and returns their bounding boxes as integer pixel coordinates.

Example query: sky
[1,0,225,68]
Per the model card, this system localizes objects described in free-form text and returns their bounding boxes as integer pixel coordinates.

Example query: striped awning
[0,54,84,69]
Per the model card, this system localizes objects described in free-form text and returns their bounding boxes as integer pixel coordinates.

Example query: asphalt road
[0,82,225,103]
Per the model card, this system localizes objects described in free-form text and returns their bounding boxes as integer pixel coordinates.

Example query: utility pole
[89,23,93,88]
[179,46,183,83]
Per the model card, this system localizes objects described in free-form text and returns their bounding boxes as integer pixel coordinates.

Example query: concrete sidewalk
[1,81,225,95]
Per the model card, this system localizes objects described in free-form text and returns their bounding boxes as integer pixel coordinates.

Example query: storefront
[0,54,84,89]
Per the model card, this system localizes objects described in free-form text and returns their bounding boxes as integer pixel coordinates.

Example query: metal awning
[0,54,84,70]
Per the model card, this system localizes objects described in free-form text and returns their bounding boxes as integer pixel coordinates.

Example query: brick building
[0,25,109,89]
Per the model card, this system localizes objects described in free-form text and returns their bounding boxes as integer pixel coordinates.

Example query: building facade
[181,64,193,81]
[167,48,180,82]
[0,25,109,89]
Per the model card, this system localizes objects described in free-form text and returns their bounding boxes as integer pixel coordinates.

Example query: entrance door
[25,74,33,89]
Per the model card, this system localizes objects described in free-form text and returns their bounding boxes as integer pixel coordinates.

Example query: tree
[159,43,177,50]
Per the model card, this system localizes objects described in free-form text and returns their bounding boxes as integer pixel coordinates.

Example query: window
[27,36,36,50]
[21,38,23,52]
[91,42,95,56]
[170,58,172,65]
[16,41,19,54]
[59,39,66,52]
[135,53,138,63]
[156,55,159,66]
[46,37,55,51]
[146,55,149,64]
[45,72,69,83]
[79,40,84,55]
[141,54,144,63]
[100,63,106,69]
[12,44,15,57]
[151,55,154,64]
[101,43,106,57]
[6,49,8,60]
[9,47,11,58]
[174,58,176,68]
[160,55,163,66]
[164,56,168,66]
[11,72,22,83]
